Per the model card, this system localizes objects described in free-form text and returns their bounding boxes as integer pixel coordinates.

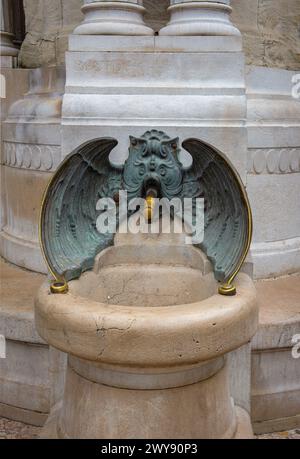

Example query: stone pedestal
[73,0,154,36]
[35,229,258,439]
[35,262,257,438]
[160,0,240,37]
[57,357,238,438]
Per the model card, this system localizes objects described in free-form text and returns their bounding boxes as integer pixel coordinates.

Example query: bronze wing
[182,138,252,289]
[40,138,122,285]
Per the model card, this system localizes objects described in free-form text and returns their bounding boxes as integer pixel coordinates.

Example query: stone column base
[0,31,18,68]
[160,1,241,37]
[73,1,154,36]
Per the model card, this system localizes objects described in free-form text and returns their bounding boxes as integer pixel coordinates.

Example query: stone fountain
[35,130,258,439]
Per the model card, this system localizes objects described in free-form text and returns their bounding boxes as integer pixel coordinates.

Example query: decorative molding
[3,142,61,172]
[248,148,300,175]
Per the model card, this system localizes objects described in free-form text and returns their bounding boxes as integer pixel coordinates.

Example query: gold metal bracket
[218,283,237,296]
[50,280,69,295]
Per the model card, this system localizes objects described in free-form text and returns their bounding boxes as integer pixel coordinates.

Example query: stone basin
[69,230,217,307]
[35,226,258,439]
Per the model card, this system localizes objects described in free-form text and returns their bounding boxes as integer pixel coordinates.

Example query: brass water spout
[145,189,157,223]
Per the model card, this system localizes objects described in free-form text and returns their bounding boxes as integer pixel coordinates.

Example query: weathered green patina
[40,130,252,290]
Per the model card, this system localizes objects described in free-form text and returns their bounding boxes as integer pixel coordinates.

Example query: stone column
[73,0,154,35]
[0,0,19,67]
[160,0,240,36]
[1,67,65,273]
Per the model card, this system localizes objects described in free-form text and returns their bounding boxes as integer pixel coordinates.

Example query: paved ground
[257,430,300,439]
[0,417,299,439]
[0,417,41,439]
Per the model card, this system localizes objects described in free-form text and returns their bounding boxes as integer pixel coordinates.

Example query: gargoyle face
[123,130,184,199]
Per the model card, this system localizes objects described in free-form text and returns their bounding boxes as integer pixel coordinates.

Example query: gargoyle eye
[141,145,149,157]
[139,165,146,176]
[160,147,168,158]
[159,166,166,177]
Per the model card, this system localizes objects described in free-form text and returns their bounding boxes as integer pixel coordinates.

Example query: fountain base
[40,355,254,439]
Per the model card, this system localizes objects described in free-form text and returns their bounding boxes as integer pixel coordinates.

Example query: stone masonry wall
[17,0,300,70]
[231,0,300,70]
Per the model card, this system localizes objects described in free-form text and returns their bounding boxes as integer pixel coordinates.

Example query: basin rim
[35,273,258,368]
